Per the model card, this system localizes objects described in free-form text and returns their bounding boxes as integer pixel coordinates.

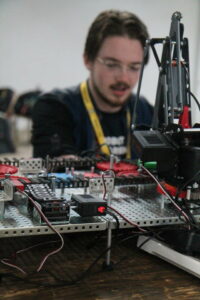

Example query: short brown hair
[84,10,149,62]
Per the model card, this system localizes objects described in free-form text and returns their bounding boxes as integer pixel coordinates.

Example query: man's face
[84,36,144,111]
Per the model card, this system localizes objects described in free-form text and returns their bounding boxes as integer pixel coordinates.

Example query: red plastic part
[0,175,31,191]
[96,161,138,173]
[84,172,100,178]
[157,182,186,198]
[0,164,18,175]
[116,170,140,177]
[178,105,191,129]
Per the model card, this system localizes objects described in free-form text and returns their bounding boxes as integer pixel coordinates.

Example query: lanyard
[80,81,131,159]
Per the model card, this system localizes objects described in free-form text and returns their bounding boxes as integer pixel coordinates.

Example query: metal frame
[1,184,199,238]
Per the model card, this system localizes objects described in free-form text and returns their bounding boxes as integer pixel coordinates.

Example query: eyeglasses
[97,57,141,75]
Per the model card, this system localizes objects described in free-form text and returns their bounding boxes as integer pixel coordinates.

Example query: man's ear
[83,54,93,70]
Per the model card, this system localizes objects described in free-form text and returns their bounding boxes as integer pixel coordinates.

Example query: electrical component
[25,183,69,223]
[0,164,18,175]
[48,173,89,188]
[132,12,200,186]
[96,161,138,173]
[71,194,107,217]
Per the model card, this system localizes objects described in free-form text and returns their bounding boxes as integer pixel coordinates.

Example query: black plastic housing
[132,130,178,176]
[71,194,107,217]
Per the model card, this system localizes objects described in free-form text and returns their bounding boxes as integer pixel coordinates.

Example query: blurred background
[0,0,200,157]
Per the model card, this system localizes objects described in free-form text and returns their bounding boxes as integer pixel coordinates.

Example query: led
[97,206,106,214]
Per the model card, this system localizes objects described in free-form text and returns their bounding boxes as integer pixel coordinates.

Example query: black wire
[182,63,200,111]
[0,230,151,288]
[0,223,184,288]
[171,166,200,230]
[107,210,120,231]
[85,231,105,250]
[189,90,200,111]
[140,166,192,228]
[176,200,197,228]
[172,192,197,228]
[137,235,153,249]
[132,43,149,130]
[175,196,200,230]
[182,201,199,228]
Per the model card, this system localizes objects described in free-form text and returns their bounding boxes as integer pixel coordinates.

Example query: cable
[0,230,151,288]
[174,169,200,228]
[108,205,147,233]
[0,240,59,276]
[181,63,200,112]
[23,191,64,272]
[137,235,154,249]
[182,63,200,112]
[1,190,64,275]
[132,42,149,130]
[100,171,147,233]
[181,199,199,227]
[189,90,200,111]
[101,170,115,200]
[140,165,192,228]
[107,210,120,231]
[101,173,107,200]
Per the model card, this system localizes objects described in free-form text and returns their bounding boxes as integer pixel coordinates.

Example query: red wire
[108,205,147,233]
[1,190,65,275]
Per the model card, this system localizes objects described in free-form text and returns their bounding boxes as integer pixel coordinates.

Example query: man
[32,10,153,159]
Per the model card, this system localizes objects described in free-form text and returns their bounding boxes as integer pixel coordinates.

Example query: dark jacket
[32,83,153,159]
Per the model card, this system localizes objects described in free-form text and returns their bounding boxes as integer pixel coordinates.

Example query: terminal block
[25,183,69,223]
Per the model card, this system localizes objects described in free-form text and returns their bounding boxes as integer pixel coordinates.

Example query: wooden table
[0,230,200,300]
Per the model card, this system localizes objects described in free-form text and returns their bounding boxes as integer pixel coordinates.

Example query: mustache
[110,82,130,89]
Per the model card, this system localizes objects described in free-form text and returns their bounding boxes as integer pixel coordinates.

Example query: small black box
[71,194,107,217]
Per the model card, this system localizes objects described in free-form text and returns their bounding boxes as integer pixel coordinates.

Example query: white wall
[1,0,200,121]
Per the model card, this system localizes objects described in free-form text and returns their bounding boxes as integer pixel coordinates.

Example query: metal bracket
[0,179,14,202]
[89,177,114,194]
[19,158,43,174]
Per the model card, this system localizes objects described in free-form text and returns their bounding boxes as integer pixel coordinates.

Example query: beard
[93,80,131,108]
